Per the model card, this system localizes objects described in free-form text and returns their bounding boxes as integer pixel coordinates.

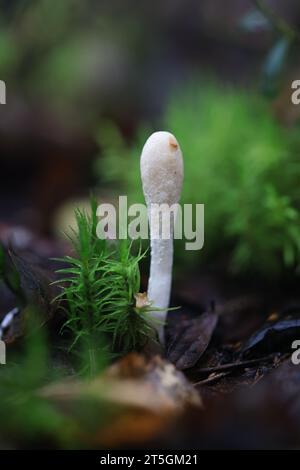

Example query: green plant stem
[88,345,97,377]
[253,0,300,41]
[81,259,97,376]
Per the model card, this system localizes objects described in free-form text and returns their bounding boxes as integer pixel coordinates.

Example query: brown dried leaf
[134,292,150,309]
[40,353,202,447]
[167,311,218,370]
[41,353,202,413]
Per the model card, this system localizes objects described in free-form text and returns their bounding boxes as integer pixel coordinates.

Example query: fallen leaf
[42,353,202,412]
[9,247,56,314]
[0,246,58,342]
[40,354,202,447]
[241,315,300,358]
[167,311,218,370]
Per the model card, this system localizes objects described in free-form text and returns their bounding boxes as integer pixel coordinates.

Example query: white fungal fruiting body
[140,131,183,343]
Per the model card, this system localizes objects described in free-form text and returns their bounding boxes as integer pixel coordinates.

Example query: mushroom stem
[140,131,183,344]
[148,237,173,341]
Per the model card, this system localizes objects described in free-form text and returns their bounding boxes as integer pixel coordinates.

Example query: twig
[192,355,275,375]
[253,0,300,41]
[194,372,229,386]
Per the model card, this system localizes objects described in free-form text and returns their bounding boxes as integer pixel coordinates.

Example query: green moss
[54,198,156,375]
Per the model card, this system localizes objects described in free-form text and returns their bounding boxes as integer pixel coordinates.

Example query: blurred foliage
[0,312,113,448]
[0,0,134,119]
[0,243,110,449]
[96,82,300,276]
[0,0,188,122]
[240,1,300,97]
[0,313,74,448]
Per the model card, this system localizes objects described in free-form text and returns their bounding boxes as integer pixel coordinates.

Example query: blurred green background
[1,0,300,277]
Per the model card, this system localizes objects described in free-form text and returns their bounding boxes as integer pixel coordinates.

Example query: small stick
[191,355,275,375]
[194,372,229,386]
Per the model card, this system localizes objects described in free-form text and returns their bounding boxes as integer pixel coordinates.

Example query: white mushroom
[140,131,184,343]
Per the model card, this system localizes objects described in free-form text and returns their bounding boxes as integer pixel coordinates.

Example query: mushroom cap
[140,131,183,206]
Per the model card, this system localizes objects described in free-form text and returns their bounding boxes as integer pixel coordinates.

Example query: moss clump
[54,199,156,375]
